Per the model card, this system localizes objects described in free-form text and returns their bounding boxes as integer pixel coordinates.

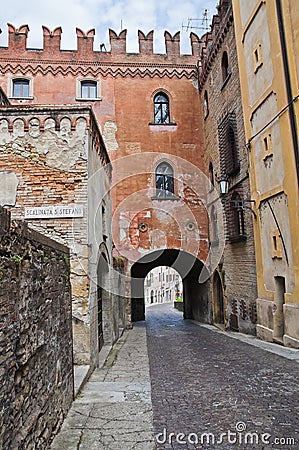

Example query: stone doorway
[212,271,225,326]
[273,276,286,344]
[97,253,109,351]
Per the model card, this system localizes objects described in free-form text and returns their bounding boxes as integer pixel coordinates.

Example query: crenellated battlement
[7,24,29,51]
[2,23,202,60]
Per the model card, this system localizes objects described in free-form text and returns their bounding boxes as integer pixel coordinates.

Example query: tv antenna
[182,9,210,32]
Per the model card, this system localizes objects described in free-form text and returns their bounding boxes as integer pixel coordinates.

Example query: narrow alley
[52,303,299,450]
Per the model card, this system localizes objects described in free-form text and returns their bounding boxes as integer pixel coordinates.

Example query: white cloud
[0,0,218,54]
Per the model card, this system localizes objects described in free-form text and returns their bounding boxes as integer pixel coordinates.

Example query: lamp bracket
[230,199,257,218]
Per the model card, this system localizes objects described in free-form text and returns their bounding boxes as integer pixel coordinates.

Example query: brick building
[0,104,122,366]
[6,2,298,345]
[198,0,258,334]
[0,23,213,326]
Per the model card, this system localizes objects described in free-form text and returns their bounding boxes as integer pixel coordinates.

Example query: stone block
[256,324,273,342]
[283,303,299,345]
[256,297,274,330]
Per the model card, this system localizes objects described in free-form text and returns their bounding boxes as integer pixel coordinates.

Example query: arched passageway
[131,249,211,323]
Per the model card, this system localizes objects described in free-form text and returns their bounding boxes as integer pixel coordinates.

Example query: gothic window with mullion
[218,112,240,177]
[232,192,245,237]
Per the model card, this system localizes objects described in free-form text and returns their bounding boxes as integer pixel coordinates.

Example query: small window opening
[81,81,97,99]
[204,90,209,118]
[13,79,29,98]
[209,162,214,188]
[221,51,229,82]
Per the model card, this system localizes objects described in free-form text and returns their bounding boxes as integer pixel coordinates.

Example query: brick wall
[199,1,258,334]
[0,105,119,366]
[0,206,73,449]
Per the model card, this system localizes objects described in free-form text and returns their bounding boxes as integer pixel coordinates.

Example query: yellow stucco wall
[232,0,299,347]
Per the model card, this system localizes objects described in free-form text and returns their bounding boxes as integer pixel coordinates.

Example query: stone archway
[130,249,211,323]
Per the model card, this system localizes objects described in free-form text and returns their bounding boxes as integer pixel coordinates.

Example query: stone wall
[0,206,73,450]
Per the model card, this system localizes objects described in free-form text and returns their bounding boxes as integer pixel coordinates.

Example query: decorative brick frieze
[0,61,198,79]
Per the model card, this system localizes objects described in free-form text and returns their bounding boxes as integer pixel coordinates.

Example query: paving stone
[52,303,299,449]
[50,323,155,449]
[146,304,299,450]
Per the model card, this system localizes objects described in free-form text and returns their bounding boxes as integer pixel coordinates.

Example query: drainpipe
[275,0,299,189]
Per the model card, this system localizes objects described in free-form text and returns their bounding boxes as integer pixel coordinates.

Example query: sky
[0,0,218,54]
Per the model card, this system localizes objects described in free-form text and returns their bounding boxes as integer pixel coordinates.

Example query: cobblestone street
[146,303,299,450]
[51,303,299,449]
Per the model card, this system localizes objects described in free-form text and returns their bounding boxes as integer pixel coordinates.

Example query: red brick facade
[0,23,212,322]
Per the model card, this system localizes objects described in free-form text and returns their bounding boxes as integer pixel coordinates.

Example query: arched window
[221,51,229,82]
[154,92,170,124]
[204,90,209,118]
[231,192,245,237]
[218,112,240,177]
[155,162,174,198]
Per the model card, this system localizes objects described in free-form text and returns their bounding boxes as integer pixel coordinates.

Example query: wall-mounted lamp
[217,176,257,218]
[218,176,229,196]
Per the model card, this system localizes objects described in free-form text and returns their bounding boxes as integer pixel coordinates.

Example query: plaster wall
[243,3,274,106]
[232,0,299,347]
[251,93,285,191]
